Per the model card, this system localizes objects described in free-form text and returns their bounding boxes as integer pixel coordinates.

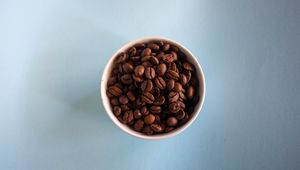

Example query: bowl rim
[100,36,206,140]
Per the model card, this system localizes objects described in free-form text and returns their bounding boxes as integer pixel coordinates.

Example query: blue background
[1,0,300,169]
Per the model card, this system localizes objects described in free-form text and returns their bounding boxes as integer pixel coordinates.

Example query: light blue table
[1,0,299,169]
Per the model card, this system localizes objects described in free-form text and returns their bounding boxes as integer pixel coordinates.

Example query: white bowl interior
[101,37,206,140]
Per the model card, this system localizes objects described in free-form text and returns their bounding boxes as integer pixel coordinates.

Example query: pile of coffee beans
[106,41,199,135]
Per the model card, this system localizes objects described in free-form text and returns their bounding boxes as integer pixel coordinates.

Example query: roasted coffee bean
[177,100,186,109]
[122,63,133,73]
[175,110,186,119]
[134,65,145,77]
[167,117,178,126]
[153,96,165,105]
[170,51,178,61]
[147,43,160,51]
[162,43,170,51]
[136,98,145,108]
[170,45,179,52]
[107,76,117,86]
[152,87,160,97]
[179,91,187,100]
[142,92,155,104]
[167,79,175,90]
[186,86,195,99]
[150,106,162,114]
[121,74,133,84]
[110,98,120,106]
[150,123,163,132]
[145,67,156,79]
[131,55,141,61]
[141,55,152,62]
[141,106,149,115]
[166,70,179,80]
[162,54,175,63]
[134,119,144,131]
[106,91,114,98]
[135,43,146,50]
[169,102,181,113]
[113,106,122,116]
[128,47,136,56]
[174,82,183,92]
[142,61,153,67]
[169,62,178,72]
[141,48,151,57]
[154,76,166,90]
[179,114,190,125]
[115,52,128,63]
[185,70,192,82]
[134,109,142,119]
[168,91,179,103]
[119,95,129,105]
[144,114,155,124]
[108,86,122,96]
[179,74,188,86]
[165,127,174,133]
[126,91,136,101]
[154,114,161,123]
[123,110,134,124]
[150,56,159,65]
[121,104,130,112]
[183,62,194,71]
[157,63,167,76]
[142,126,153,135]
[141,80,153,92]
[132,74,144,82]
[114,83,123,89]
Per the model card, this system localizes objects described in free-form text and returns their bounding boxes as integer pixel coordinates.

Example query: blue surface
[1,0,300,169]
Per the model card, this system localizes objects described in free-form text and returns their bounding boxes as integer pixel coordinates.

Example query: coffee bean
[131,55,141,61]
[167,79,175,90]
[157,63,167,76]
[106,91,114,98]
[147,43,160,51]
[162,43,170,51]
[168,91,179,103]
[162,54,175,63]
[128,47,136,56]
[132,74,144,82]
[115,52,128,64]
[108,86,122,96]
[166,70,179,80]
[121,74,133,84]
[141,48,151,57]
[150,56,159,65]
[179,74,188,86]
[154,76,166,90]
[110,98,120,106]
[169,102,181,113]
[123,110,134,124]
[170,45,179,52]
[145,67,156,79]
[153,96,165,105]
[134,109,142,119]
[150,106,162,114]
[136,98,145,108]
[119,95,129,105]
[122,63,133,73]
[141,80,153,92]
[152,87,161,97]
[174,82,183,92]
[142,126,153,135]
[121,104,130,112]
[170,51,178,61]
[142,61,153,67]
[167,117,178,126]
[186,86,195,99]
[175,110,186,119]
[135,43,146,50]
[183,62,194,71]
[113,106,122,116]
[165,127,174,132]
[179,91,187,100]
[150,123,163,132]
[142,92,155,104]
[179,114,190,125]
[141,106,149,115]
[185,70,191,82]
[169,62,178,72]
[107,76,117,86]
[134,119,144,131]
[144,114,155,124]
[126,91,136,101]
[141,55,152,62]
[134,65,145,77]
[177,100,186,109]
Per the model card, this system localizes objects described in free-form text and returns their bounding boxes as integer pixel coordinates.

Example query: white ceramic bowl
[101,36,206,140]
